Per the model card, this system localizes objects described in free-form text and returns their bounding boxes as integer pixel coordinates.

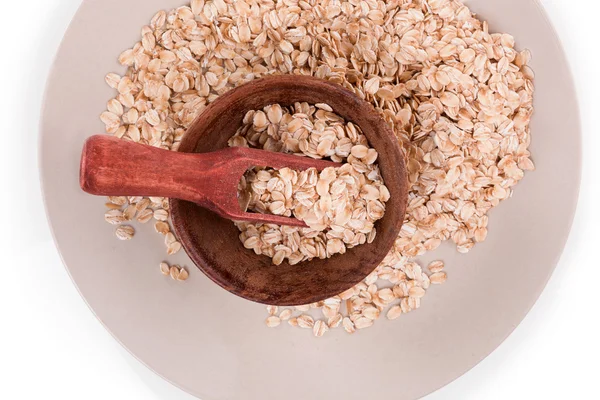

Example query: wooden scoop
[80,135,339,227]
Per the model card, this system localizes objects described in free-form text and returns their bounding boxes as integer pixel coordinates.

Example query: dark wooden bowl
[170,75,408,306]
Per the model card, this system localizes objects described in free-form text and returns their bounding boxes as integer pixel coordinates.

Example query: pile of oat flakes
[100,0,535,336]
[232,103,389,266]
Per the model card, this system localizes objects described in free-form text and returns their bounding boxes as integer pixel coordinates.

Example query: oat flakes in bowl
[233,102,390,266]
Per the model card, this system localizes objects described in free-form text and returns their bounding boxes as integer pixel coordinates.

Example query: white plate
[40,0,581,398]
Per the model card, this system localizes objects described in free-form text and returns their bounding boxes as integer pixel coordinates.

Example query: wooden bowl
[170,75,408,306]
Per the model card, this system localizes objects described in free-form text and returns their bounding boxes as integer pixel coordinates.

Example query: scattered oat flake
[266,316,281,328]
[387,305,403,320]
[154,221,170,235]
[428,261,445,273]
[313,320,329,337]
[135,198,150,212]
[409,287,426,298]
[137,209,153,223]
[123,205,136,220]
[279,309,293,321]
[154,209,169,221]
[164,232,176,245]
[159,262,170,276]
[105,202,122,210]
[169,266,180,280]
[343,317,356,334]
[297,315,314,329]
[328,314,343,328]
[177,268,189,281]
[105,210,125,225]
[430,272,447,284]
[167,241,182,255]
[354,317,374,330]
[115,225,134,240]
[266,305,278,316]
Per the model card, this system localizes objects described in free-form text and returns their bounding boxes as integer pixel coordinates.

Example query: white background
[0,0,597,398]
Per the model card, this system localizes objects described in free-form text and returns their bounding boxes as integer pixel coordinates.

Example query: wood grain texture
[170,75,409,305]
[80,135,337,226]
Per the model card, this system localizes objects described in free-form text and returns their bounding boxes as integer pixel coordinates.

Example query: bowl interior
[170,75,408,305]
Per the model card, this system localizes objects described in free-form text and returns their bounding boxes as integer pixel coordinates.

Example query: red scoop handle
[80,135,339,226]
